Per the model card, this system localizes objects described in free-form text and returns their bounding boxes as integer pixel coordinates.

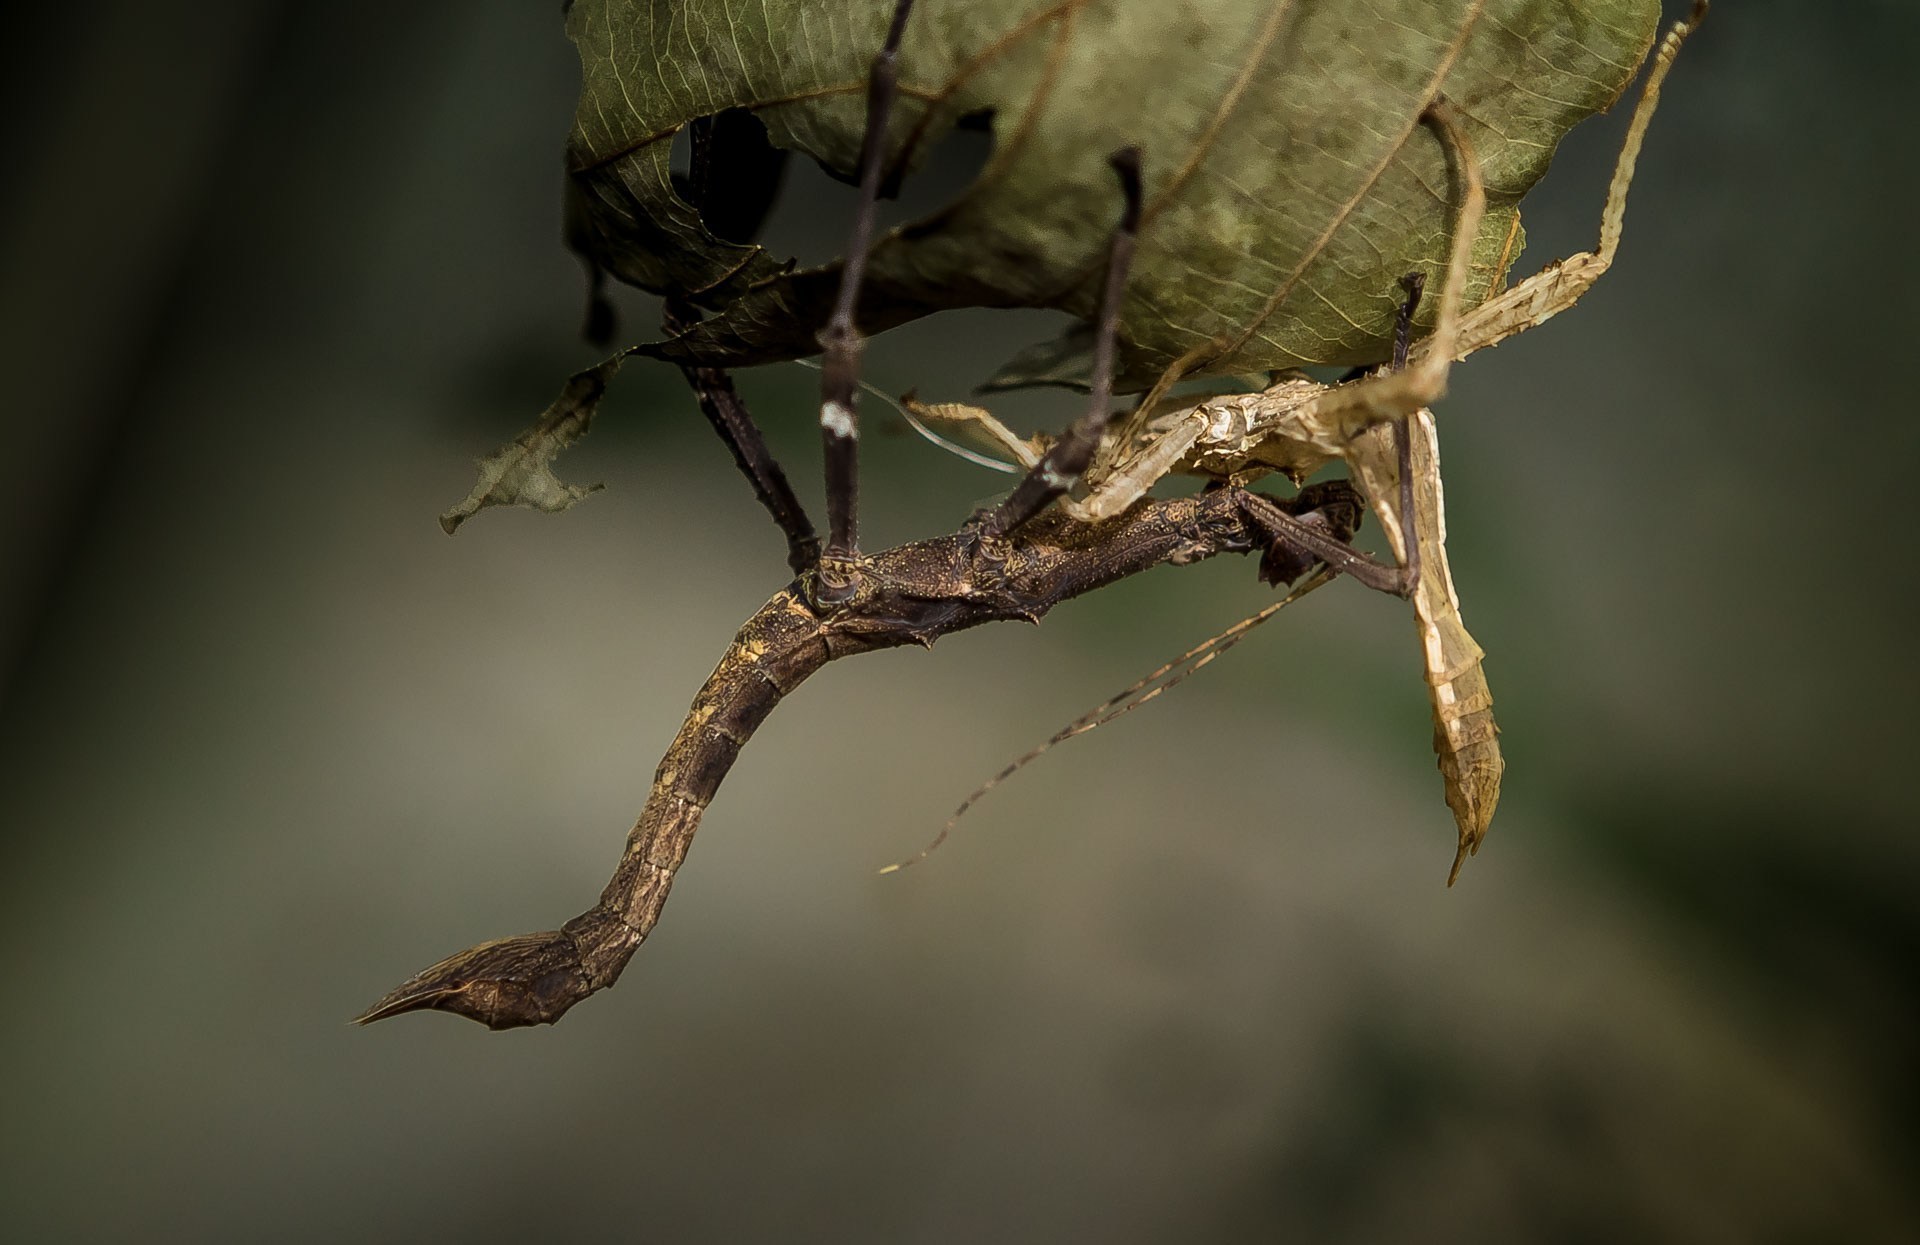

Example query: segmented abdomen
[1348,409,1503,883]
[571,590,833,969]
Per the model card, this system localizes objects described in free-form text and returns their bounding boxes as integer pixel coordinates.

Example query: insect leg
[1068,410,1204,523]
[1289,99,1485,445]
[1237,490,1408,596]
[1390,271,1423,372]
[1389,271,1424,593]
[814,0,917,603]
[1440,2,1706,361]
[664,303,821,576]
[1236,263,1441,598]
[973,148,1143,540]
[656,116,822,576]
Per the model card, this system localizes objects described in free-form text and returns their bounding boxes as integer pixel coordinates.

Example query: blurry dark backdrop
[3,2,1916,1241]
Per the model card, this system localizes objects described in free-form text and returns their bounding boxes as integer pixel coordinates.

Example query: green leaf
[565,0,1660,390]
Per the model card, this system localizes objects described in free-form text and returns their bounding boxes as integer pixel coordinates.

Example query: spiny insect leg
[1238,491,1408,596]
[662,115,820,576]
[1240,269,1434,599]
[975,147,1144,540]
[1441,2,1706,360]
[665,302,821,575]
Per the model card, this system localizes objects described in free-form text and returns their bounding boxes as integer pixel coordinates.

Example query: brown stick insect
[358,0,1703,1029]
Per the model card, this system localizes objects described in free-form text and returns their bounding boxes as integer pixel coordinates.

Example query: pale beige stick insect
[915,373,1496,880]
[910,99,1497,875]
[907,4,1703,878]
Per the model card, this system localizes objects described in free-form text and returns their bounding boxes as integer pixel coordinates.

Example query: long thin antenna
[878,569,1335,873]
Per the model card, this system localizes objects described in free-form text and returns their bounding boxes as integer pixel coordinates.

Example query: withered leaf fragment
[438,357,628,533]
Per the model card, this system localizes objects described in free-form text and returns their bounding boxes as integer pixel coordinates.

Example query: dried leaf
[565,0,1659,388]
[439,358,625,534]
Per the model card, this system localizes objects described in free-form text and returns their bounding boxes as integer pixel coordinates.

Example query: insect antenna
[877,568,1336,874]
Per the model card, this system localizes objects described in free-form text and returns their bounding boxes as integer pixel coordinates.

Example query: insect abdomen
[354,590,831,1029]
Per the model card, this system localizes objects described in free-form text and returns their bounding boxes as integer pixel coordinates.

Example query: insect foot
[954,511,1011,570]
[807,553,866,612]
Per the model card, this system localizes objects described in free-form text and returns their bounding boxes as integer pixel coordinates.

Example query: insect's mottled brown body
[359,596,828,1028]
[362,2,1702,1029]
[358,486,1359,1028]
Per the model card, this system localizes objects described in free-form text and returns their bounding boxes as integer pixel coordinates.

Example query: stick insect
[908,3,1703,881]
[359,0,1701,1028]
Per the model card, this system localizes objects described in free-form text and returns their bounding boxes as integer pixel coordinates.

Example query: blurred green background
[3,1,1915,1241]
